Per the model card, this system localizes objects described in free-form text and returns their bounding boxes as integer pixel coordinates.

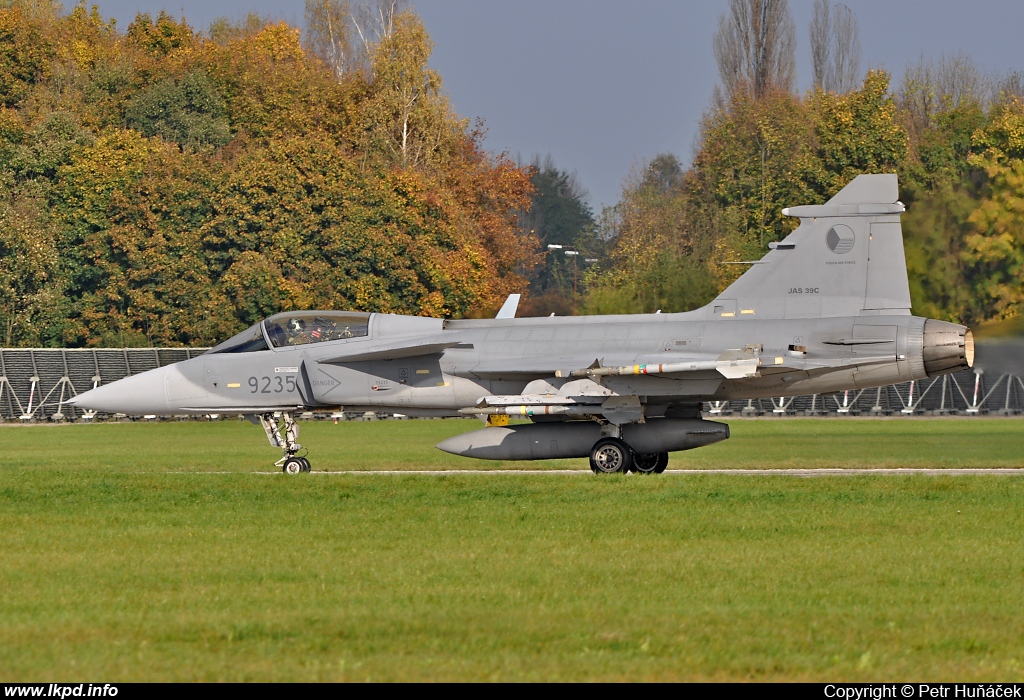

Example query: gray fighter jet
[68,174,974,474]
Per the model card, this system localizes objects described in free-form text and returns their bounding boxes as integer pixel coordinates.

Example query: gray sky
[92,1,1024,211]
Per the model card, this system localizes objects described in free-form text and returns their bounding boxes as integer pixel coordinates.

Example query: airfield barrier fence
[0,346,1021,422]
[0,347,206,422]
[706,369,1023,416]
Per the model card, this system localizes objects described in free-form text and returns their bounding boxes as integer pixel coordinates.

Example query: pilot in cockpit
[286,318,308,345]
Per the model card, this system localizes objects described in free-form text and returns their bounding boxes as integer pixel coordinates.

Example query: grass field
[1,418,1023,681]
[3,416,1022,471]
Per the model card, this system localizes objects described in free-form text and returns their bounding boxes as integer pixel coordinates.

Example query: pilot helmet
[288,318,305,333]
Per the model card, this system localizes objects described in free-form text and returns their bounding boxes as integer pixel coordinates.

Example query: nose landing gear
[282,455,311,474]
[259,412,311,473]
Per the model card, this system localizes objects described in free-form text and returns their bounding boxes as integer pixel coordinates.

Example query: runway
[251,468,1024,477]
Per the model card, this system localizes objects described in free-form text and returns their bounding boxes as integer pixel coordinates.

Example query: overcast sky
[92,1,1024,210]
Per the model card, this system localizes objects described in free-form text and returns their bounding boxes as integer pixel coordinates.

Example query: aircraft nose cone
[68,366,174,415]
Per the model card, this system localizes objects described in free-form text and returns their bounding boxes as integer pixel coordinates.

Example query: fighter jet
[68,174,974,474]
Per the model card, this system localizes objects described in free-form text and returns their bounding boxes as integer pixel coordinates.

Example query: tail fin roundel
[708,174,911,320]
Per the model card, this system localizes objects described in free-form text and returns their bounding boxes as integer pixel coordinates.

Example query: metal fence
[0,348,207,422]
[0,346,1021,421]
[706,369,1023,416]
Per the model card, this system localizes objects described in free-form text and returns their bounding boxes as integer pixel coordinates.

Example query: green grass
[0,418,1023,681]
[2,416,1021,471]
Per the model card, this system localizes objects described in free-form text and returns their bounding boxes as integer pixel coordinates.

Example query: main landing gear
[632,451,669,474]
[589,437,668,475]
[259,411,311,473]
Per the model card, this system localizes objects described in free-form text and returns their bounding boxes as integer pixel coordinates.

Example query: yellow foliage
[710,235,747,290]
[965,155,1024,321]
[253,22,305,63]
[972,98,1024,163]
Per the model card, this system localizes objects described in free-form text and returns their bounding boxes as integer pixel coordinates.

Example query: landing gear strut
[259,412,310,473]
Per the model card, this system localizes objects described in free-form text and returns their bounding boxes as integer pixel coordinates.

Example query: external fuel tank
[436,418,729,460]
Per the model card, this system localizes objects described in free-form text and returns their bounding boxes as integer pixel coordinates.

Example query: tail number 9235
[249,376,297,394]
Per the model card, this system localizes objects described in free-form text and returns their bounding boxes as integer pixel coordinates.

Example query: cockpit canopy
[264,312,369,347]
[208,324,268,354]
[208,311,371,354]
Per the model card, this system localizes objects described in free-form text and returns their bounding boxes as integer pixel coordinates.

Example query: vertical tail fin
[706,174,911,320]
[495,294,521,319]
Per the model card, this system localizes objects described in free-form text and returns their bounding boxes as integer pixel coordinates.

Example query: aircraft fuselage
[72,310,969,419]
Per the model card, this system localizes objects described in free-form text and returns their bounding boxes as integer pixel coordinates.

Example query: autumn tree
[125,11,194,56]
[124,71,231,151]
[804,70,907,200]
[0,4,52,108]
[6,0,1021,346]
[584,72,909,315]
[582,155,716,315]
[962,100,1024,323]
[356,11,459,169]
[0,3,536,347]
[440,136,539,308]
[208,13,270,45]
[895,56,994,324]
[898,54,989,143]
[52,130,223,345]
[0,173,63,346]
[0,100,96,345]
[198,21,350,141]
[693,88,814,247]
[902,183,978,323]
[304,0,352,79]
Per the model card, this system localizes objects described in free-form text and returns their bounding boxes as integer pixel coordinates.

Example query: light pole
[547,244,585,295]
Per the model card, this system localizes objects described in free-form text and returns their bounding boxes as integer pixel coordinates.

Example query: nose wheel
[259,412,312,473]
[282,456,311,474]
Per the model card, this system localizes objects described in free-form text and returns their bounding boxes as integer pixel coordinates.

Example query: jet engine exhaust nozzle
[922,319,974,377]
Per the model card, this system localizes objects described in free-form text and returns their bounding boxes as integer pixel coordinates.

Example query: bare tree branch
[713,0,796,103]
[898,53,990,138]
[810,0,830,89]
[831,4,861,93]
[304,0,351,79]
[996,70,1024,103]
[810,0,861,93]
[352,0,401,52]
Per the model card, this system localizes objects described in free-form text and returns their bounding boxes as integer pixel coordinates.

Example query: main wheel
[653,452,669,474]
[632,452,669,474]
[589,438,633,474]
[298,457,311,473]
[282,457,305,474]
